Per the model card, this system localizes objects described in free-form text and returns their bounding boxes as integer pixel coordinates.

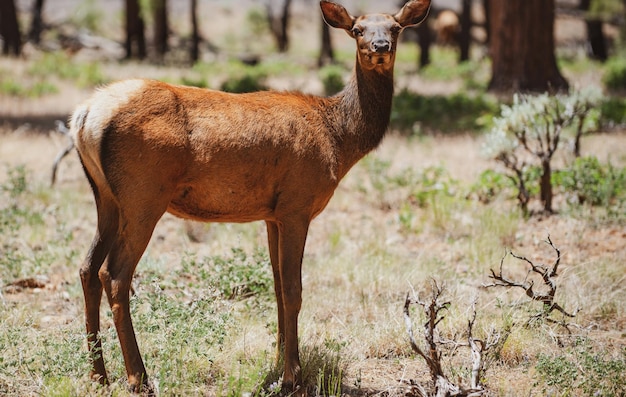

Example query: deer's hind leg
[79,166,122,385]
[98,189,169,392]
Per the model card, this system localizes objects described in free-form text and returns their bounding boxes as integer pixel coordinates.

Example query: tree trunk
[579,0,607,61]
[0,0,22,56]
[318,16,334,67]
[29,0,45,44]
[488,0,568,92]
[190,0,200,63]
[459,0,472,62]
[482,0,490,45]
[417,20,432,68]
[266,0,292,53]
[125,0,146,59]
[540,158,553,213]
[153,0,168,59]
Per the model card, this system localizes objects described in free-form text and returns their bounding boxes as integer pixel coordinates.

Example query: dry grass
[1,123,625,395]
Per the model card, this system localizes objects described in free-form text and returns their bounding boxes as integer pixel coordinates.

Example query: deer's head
[320,0,431,73]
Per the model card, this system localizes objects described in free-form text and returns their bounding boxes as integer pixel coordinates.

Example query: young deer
[70,0,430,394]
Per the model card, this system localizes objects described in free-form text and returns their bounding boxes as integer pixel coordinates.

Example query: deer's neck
[333,61,394,175]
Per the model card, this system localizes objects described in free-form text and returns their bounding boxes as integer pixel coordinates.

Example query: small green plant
[259,339,347,396]
[318,64,345,96]
[603,56,626,92]
[552,156,626,219]
[535,339,626,396]
[221,66,268,93]
[601,96,626,126]
[181,248,273,302]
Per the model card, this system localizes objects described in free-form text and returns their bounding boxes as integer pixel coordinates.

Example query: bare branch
[485,236,578,327]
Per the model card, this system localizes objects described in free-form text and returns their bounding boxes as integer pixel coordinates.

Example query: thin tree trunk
[153,0,168,60]
[0,0,22,56]
[29,0,45,44]
[318,16,334,66]
[540,158,553,213]
[459,0,472,62]
[266,0,292,53]
[125,0,146,59]
[579,0,607,61]
[417,21,432,68]
[190,0,200,62]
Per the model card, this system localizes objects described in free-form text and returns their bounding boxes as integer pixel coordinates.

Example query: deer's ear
[394,0,431,28]
[320,1,355,31]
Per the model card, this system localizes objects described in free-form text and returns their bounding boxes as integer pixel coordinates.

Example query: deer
[69,0,431,394]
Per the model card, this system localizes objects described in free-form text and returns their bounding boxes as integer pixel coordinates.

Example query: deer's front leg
[277,217,309,395]
[266,221,285,363]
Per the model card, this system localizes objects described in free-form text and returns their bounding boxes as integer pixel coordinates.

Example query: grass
[1,128,625,395]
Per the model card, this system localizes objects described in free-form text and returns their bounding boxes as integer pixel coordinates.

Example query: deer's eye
[351,27,363,37]
[391,25,401,34]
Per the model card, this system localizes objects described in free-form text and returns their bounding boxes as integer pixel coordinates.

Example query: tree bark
[266,0,292,53]
[190,0,200,62]
[29,0,45,44]
[125,0,146,59]
[0,0,22,56]
[579,0,607,61]
[488,0,568,93]
[540,158,553,213]
[153,0,168,59]
[459,0,472,62]
[318,16,334,67]
[417,20,432,68]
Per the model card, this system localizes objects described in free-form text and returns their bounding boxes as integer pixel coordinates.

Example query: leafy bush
[600,97,626,126]
[553,156,626,215]
[391,89,497,134]
[220,67,268,93]
[603,57,626,92]
[482,88,602,213]
[318,64,345,96]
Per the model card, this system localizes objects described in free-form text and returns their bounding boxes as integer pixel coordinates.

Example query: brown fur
[71,1,430,394]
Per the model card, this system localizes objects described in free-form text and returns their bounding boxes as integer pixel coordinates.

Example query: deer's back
[72,79,343,223]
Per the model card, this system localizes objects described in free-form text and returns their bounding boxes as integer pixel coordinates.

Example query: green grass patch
[28,52,107,88]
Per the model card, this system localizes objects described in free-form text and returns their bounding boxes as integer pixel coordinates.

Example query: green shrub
[601,97,626,126]
[318,64,345,96]
[603,57,626,91]
[482,88,602,213]
[553,156,626,213]
[391,89,497,134]
[221,67,268,93]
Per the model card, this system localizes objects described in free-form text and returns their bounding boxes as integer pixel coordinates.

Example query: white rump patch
[73,79,146,168]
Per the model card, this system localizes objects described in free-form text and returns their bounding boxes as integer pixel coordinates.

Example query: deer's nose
[372,40,391,53]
